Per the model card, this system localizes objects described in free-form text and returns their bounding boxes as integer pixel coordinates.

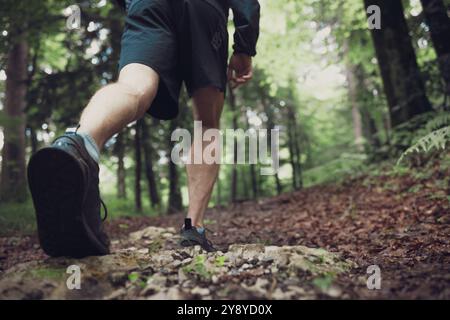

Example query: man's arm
[229,0,261,57]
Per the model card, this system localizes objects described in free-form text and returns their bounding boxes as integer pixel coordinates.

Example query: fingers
[228,67,253,90]
[243,68,253,80]
[235,68,253,88]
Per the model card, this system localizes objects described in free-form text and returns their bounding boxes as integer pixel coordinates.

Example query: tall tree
[0,39,28,202]
[114,131,127,199]
[134,121,143,212]
[142,119,160,207]
[286,103,303,190]
[345,53,365,152]
[259,93,283,195]
[228,86,239,203]
[420,0,450,96]
[356,66,383,150]
[167,118,183,214]
[244,110,259,199]
[364,0,432,127]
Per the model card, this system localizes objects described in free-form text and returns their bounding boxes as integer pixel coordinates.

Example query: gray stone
[191,286,210,296]
[0,226,356,300]
[147,287,184,300]
[178,268,188,283]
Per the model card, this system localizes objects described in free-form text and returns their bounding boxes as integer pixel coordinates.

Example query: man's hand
[227,53,253,89]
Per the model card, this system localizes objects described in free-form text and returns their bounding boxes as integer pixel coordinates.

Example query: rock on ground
[0,226,356,300]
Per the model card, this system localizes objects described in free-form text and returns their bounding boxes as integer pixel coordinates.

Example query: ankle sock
[196,226,205,234]
[78,132,100,163]
[183,218,205,234]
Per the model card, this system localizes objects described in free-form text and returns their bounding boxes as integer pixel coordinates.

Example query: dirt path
[1,164,449,299]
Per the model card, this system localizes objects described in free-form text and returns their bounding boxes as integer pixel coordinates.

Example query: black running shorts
[119,0,229,120]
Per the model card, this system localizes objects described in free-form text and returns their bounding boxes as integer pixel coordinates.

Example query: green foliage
[312,273,335,291]
[0,200,36,236]
[397,112,450,164]
[398,126,450,164]
[425,113,450,132]
[100,194,154,218]
[183,255,212,280]
[0,0,448,231]
[128,272,147,288]
[128,272,139,282]
[215,256,227,268]
[303,152,367,187]
[28,267,65,280]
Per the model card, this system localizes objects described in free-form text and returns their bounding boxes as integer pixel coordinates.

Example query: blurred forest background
[0,0,449,235]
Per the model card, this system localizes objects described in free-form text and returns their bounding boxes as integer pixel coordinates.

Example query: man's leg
[28,63,159,258]
[78,63,159,149]
[186,87,224,228]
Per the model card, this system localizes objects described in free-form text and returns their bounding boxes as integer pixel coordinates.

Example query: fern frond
[397,126,450,165]
[426,113,450,132]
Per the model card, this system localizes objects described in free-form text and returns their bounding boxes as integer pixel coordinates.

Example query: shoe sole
[180,239,199,247]
[179,234,216,252]
[28,148,108,258]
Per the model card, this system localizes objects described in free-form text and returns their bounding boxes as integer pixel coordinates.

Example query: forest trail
[0,163,449,300]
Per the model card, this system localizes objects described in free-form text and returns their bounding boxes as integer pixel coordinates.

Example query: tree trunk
[364,0,432,127]
[286,104,303,190]
[292,114,303,189]
[250,164,259,199]
[420,0,450,95]
[167,119,183,214]
[0,40,28,202]
[287,122,298,190]
[346,62,365,152]
[260,92,284,194]
[360,106,381,149]
[134,121,142,212]
[244,110,259,199]
[241,167,249,200]
[115,131,127,199]
[358,66,383,149]
[142,119,160,207]
[228,86,238,203]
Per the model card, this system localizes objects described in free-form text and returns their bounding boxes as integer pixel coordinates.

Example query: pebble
[241,263,252,270]
[191,287,210,296]
[325,286,342,298]
[178,269,188,283]
[105,288,127,300]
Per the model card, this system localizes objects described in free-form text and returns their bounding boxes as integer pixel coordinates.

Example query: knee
[118,63,159,119]
[134,83,155,116]
[118,81,155,119]
[192,87,224,129]
[193,104,222,129]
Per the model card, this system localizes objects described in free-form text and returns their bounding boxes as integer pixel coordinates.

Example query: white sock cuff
[78,132,100,163]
